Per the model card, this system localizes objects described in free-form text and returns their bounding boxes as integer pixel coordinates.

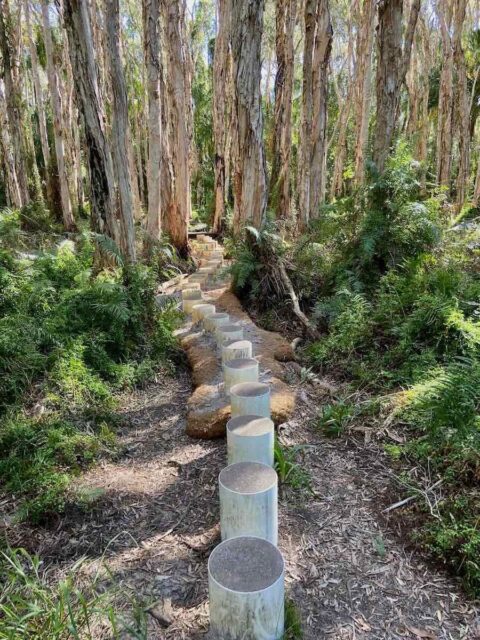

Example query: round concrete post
[208,536,284,640]
[227,415,274,467]
[223,358,259,396]
[219,462,278,544]
[191,303,216,323]
[230,382,271,418]
[222,340,253,365]
[182,290,203,313]
[217,323,244,346]
[180,281,201,291]
[204,312,230,332]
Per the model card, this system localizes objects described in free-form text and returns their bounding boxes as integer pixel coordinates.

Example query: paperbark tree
[105,0,136,262]
[298,0,332,229]
[41,0,76,231]
[0,78,22,207]
[63,0,118,250]
[353,0,375,186]
[162,0,191,253]
[453,0,469,210]
[406,16,432,191]
[271,0,296,218]
[436,0,453,188]
[373,0,420,173]
[24,0,50,176]
[212,0,232,232]
[143,0,162,242]
[0,0,30,206]
[231,0,267,232]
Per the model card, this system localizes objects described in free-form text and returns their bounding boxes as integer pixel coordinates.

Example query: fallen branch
[278,261,321,340]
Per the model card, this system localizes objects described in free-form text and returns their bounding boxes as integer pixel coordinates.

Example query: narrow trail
[11,279,479,639]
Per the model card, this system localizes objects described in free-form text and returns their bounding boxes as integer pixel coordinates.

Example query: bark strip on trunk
[231,0,268,232]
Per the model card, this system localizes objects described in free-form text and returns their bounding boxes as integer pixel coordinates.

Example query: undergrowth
[230,145,480,595]
[0,212,183,523]
[0,547,148,639]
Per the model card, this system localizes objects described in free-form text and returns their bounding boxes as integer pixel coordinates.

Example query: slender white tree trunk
[163,0,191,253]
[212,0,232,232]
[41,0,76,230]
[231,0,267,232]
[106,0,136,262]
[143,0,162,242]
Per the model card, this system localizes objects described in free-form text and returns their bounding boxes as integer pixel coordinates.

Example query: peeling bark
[106,0,136,262]
[298,0,332,229]
[212,0,232,232]
[271,0,296,218]
[41,0,76,230]
[231,0,267,232]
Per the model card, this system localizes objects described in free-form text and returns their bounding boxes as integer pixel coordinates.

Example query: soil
[3,309,480,639]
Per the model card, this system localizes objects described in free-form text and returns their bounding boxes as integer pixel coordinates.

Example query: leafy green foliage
[317,401,357,438]
[0,224,182,521]
[0,548,148,639]
[257,146,480,594]
[274,440,312,492]
[283,598,303,639]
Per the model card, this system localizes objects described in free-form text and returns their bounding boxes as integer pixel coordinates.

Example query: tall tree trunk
[271,0,296,219]
[105,0,136,262]
[143,0,162,243]
[0,78,22,207]
[63,0,118,248]
[373,0,420,173]
[24,0,50,177]
[212,0,232,232]
[406,15,432,191]
[436,0,453,189]
[453,0,469,211]
[298,0,332,229]
[41,0,76,231]
[0,0,30,206]
[163,0,191,253]
[231,0,268,232]
[353,0,375,186]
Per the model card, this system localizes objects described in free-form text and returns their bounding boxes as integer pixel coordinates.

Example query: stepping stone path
[173,235,290,639]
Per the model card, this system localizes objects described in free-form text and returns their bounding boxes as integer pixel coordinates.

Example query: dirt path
[11,312,479,639]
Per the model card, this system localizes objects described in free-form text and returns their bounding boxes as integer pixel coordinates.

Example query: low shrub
[0,227,182,522]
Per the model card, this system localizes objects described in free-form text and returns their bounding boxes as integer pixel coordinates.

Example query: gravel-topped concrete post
[208,536,284,639]
[204,312,230,332]
[191,303,216,323]
[182,289,203,313]
[222,340,253,365]
[227,415,274,467]
[230,382,270,418]
[223,358,259,395]
[180,281,201,290]
[219,461,278,544]
[217,323,244,345]
[188,274,208,287]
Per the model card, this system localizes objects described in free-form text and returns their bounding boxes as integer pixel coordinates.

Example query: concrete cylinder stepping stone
[222,340,253,365]
[208,536,284,640]
[219,462,278,544]
[227,415,274,467]
[191,303,216,323]
[204,312,230,332]
[182,290,203,313]
[217,323,244,346]
[180,281,201,290]
[181,287,202,300]
[230,382,271,418]
[188,275,207,287]
[223,358,259,396]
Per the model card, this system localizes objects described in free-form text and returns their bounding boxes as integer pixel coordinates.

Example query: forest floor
[6,291,480,640]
